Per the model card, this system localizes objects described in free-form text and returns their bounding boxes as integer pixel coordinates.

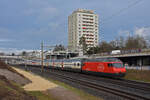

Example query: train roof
[66,57,121,62]
[44,57,121,62]
[82,57,121,62]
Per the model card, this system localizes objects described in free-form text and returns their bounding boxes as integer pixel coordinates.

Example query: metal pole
[66,52,68,59]
[41,42,44,73]
[93,46,94,55]
[25,56,27,70]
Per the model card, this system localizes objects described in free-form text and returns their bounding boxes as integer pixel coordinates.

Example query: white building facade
[68,9,99,52]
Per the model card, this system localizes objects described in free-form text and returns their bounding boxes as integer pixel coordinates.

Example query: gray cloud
[0,38,14,42]
[23,0,59,22]
[118,27,150,39]
[0,27,12,35]
[118,30,131,37]
[0,47,37,54]
[134,27,150,38]
[0,0,150,51]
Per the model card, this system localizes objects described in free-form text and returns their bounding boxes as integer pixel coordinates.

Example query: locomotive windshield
[113,63,124,68]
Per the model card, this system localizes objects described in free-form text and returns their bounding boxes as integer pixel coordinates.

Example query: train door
[61,61,64,70]
[107,63,114,73]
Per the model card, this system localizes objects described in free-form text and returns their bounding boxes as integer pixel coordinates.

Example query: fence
[126,66,150,70]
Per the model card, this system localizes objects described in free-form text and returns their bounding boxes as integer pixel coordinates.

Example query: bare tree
[87,46,100,55]
[118,36,125,49]
[11,53,15,56]
[87,35,148,55]
[22,51,27,56]
[79,36,87,55]
[54,44,66,51]
[125,35,147,49]
[99,41,113,53]
[109,40,117,50]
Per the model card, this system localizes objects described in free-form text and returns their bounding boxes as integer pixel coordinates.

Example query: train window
[113,63,124,68]
[74,63,76,66]
[77,63,80,66]
[108,63,113,67]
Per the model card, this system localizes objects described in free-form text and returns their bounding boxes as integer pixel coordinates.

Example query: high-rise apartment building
[68,9,99,52]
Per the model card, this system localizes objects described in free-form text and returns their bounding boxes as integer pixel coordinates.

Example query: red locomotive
[81,58,126,77]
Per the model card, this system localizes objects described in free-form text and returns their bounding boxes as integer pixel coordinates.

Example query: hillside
[0,60,37,100]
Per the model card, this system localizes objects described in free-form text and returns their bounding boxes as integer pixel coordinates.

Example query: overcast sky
[0,0,150,52]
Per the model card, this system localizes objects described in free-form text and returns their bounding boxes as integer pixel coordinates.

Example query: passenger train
[23,57,126,77]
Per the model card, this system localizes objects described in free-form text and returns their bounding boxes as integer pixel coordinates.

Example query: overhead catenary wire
[102,0,143,24]
[99,0,143,42]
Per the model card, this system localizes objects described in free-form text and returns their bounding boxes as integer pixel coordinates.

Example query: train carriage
[63,59,82,72]
[48,59,63,69]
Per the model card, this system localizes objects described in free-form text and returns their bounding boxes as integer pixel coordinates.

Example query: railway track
[62,71,150,92]
[46,70,150,100]
[13,65,150,100]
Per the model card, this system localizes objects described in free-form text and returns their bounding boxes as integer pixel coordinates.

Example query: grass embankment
[0,77,56,100]
[124,69,150,82]
[0,60,57,100]
[29,91,57,100]
[47,78,102,100]
[0,75,36,100]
